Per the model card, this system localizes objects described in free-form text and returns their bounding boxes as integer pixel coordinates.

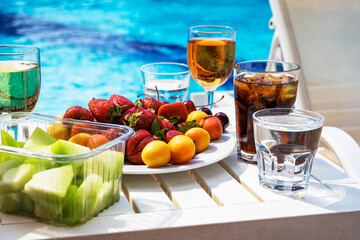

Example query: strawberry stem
[195,95,225,108]
[155,85,160,101]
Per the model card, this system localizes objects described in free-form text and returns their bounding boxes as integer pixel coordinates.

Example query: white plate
[123,131,236,174]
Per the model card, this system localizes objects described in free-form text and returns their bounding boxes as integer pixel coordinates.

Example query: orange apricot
[69,133,92,147]
[200,116,223,140]
[168,135,195,164]
[185,127,211,153]
[141,140,171,167]
[87,134,110,150]
[71,123,98,137]
[47,123,71,140]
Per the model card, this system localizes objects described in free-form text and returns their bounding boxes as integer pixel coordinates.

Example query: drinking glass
[0,45,41,114]
[233,60,300,163]
[187,26,236,109]
[141,62,190,103]
[253,108,324,193]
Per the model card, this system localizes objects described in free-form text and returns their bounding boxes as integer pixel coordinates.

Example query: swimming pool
[0,0,273,116]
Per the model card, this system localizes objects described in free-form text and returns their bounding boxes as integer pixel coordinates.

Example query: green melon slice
[62,174,103,224]
[21,193,35,213]
[51,139,90,155]
[24,145,52,153]
[1,130,21,148]
[23,127,56,148]
[0,164,36,194]
[0,192,35,214]
[0,130,22,163]
[113,179,120,203]
[0,158,22,176]
[24,145,59,170]
[18,142,26,148]
[61,185,79,220]
[82,151,124,181]
[23,165,74,219]
[89,181,114,217]
[0,192,23,213]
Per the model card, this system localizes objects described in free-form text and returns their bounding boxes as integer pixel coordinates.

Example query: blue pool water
[0,0,273,116]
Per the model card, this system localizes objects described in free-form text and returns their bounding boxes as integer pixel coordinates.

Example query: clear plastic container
[0,113,133,225]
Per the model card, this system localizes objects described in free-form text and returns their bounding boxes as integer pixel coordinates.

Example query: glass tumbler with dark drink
[233,60,300,163]
[253,108,324,193]
[0,45,41,114]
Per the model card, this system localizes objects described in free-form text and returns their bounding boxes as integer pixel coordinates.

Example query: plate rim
[122,131,236,174]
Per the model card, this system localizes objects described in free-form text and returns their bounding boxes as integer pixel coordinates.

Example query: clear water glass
[253,108,324,194]
[141,62,190,103]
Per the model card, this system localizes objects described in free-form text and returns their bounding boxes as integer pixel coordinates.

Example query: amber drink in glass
[187,26,236,109]
[233,60,300,163]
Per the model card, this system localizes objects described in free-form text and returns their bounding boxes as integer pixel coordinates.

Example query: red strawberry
[120,107,162,131]
[110,94,135,113]
[126,130,155,164]
[161,120,175,130]
[157,102,188,124]
[138,98,164,114]
[88,98,122,123]
[164,130,183,143]
[63,106,94,121]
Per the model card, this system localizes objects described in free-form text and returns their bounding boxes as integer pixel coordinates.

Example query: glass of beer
[187,26,236,109]
[233,60,300,163]
[0,45,41,114]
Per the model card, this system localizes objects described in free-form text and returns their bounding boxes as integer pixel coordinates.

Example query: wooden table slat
[190,163,259,205]
[122,175,175,213]
[220,152,291,202]
[155,171,218,209]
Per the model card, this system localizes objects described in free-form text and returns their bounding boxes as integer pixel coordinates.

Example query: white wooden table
[1,92,360,240]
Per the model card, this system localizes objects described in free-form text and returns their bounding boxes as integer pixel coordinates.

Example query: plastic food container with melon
[0,112,134,225]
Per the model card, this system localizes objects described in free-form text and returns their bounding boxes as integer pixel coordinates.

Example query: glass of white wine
[0,45,41,114]
[187,26,236,109]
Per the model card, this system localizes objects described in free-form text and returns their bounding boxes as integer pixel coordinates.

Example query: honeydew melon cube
[0,192,35,214]
[1,130,21,148]
[62,174,103,224]
[74,175,84,187]
[89,181,114,216]
[23,127,56,148]
[61,185,79,219]
[24,145,52,153]
[0,130,22,163]
[112,179,120,203]
[23,165,74,219]
[82,151,124,181]
[51,139,90,155]
[0,158,22,176]
[0,192,23,213]
[0,164,36,194]
[20,193,34,213]
[23,145,58,170]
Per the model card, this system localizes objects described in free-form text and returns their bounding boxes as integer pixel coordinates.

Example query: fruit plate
[123,131,236,174]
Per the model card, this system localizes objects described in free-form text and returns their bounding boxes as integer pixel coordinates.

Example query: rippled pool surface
[0,0,273,116]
